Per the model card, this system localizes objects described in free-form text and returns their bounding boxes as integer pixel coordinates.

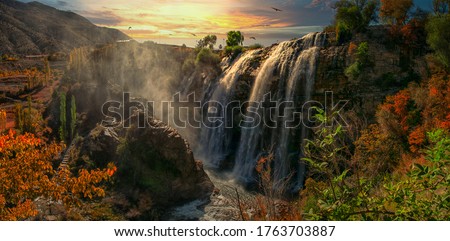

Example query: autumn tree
[13,97,38,134]
[380,0,414,26]
[0,110,6,131]
[0,130,116,220]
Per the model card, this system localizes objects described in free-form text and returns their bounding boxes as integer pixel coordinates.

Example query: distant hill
[0,0,130,55]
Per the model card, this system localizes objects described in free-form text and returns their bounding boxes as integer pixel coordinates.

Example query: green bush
[195,48,221,66]
[344,62,361,79]
[247,43,264,50]
[302,107,450,221]
[225,45,243,60]
[356,42,370,66]
[182,56,196,74]
[336,22,352,44]
[345,42,372,79]
[426,14,450,70]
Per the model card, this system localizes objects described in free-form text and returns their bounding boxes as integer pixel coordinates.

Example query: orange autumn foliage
[0,130,116,220]
[0,110,6,131]
[348,42,358,56]
[0,68,44,79]
[379,89,412,133]
[380,0,414,25]
[377,72,450,155]
[408,126,426,153]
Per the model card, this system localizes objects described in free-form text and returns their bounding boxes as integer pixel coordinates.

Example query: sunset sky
[20,0,433,46]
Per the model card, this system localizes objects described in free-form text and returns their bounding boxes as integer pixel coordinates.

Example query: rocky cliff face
[313,29,428,120]
[0,0,130,55]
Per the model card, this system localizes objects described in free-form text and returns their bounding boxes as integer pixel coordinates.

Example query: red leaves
[381,90,412,132]
[408,127,426,153]
[378,73,450,154]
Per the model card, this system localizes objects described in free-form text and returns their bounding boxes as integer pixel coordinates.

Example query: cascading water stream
[199,50,260,168]
[233,33,326,186]
[232,40,296,182]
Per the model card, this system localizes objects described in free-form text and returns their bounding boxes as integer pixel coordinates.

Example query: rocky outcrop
[69,116,214,220]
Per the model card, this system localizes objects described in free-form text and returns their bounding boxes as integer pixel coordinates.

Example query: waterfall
[200,50,259,168]
[233,33,326,186]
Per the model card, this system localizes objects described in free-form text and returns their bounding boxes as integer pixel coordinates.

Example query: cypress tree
[70,95,77,140]
[14,103,23,132]
[59,92,67,143]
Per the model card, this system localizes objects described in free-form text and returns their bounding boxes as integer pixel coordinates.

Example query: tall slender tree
[59,92,67,143]
[70,95,77,140]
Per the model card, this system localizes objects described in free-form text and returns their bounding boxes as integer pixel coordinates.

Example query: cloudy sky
[20,0,433,46]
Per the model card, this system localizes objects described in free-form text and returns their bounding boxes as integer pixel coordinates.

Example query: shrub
[336,22,352,44]
[195,48,221,66]
[225,45,244,60]
[345,62,361,79]
[247,43,264,50]
[426,14,450,70]
[345,42,372,79]
[182,56,196,74]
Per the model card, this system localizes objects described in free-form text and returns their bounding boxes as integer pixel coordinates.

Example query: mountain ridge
[0,0,130,55]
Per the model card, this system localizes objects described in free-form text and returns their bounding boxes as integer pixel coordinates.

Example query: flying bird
[128,27,132,30]
[250,37,256,40]
[191,33,197,37]
[271,7,283,12]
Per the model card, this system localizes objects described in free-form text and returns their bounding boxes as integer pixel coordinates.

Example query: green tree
[59,92,67,143]
[226,31,244,47]
[426,14,450,70]
[70,95,77,141]
[334,0,379,32]
[196,35,217,49]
